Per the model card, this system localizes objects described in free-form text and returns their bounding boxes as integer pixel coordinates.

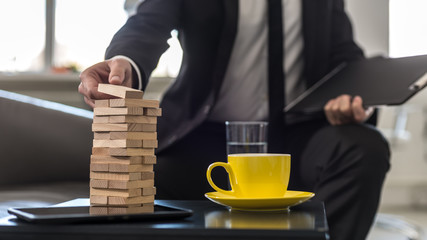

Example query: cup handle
[206,162,235,195]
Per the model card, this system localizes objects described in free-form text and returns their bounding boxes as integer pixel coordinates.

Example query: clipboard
[285,54,427,114]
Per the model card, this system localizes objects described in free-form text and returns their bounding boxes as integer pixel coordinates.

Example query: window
[54,0,128,71]
[389,0,427,57]
[0,0,45,72]
[0,0,182,77]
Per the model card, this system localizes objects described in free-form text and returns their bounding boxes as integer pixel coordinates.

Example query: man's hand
[79,58,133,108]
[324,94,373,125]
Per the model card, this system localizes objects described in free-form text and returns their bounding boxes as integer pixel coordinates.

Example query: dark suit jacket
[105,0,364,151]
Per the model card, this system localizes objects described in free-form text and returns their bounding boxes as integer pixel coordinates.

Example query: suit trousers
[155,120,390,240]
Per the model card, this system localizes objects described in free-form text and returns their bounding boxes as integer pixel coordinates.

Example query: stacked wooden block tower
[90,83,161,215]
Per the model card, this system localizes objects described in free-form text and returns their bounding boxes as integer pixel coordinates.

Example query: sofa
[0,89,93,217]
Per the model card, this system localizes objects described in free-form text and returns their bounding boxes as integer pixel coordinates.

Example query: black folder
[285,55,427,113]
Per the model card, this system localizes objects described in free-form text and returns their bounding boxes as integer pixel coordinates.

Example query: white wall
[345,0,389,57]
[346,0,427,208]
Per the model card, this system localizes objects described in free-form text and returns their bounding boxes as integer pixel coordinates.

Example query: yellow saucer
[205,191,315,211]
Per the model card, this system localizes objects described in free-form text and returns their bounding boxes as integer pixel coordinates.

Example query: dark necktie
[267,0,286,153]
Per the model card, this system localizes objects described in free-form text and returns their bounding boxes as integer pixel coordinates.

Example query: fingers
[108,58,133,88]
[324,94,353,125]
[78,59,133,108]
[351,96,366,123]
[79,62,113,108]
[324,95,372,125]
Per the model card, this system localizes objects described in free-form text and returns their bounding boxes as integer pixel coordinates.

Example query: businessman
[79,1,390,239]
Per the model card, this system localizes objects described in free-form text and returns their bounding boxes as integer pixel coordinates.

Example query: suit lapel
[211,0,238,101]
[302,0,331,87]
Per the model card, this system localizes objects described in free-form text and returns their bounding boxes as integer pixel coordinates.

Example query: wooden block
[90,204,154,215]
[143,108,162,117]
[108,195,155,205]
[94,107,143,116]
[90,171,143,181]
[109,99,159,108]
[109,148,155,156]
[90,163,153,173]
[90,179,109,188]
[109,115,157,124]
[93,116,110,123]
[98,83,144,99]
[140,171,155,180]
[90,187,142,197]
[90,163,109,172]
[90,195,108,205]
[109,132,157,140]
[142,155,157,164]
[90,155,146,165]
[92,147,110,156]
[141,187,156,196]
[91,179,155,190]
[94,99,110,108]
[93,139,142,148]
[94,132,110,140]
[92,123,156,132]
[89,206,108,215]
[109,163,154,173]
[142,140,158,148]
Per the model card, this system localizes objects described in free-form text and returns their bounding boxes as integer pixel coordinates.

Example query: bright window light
[0,0,45,72]
[389,0,427,57]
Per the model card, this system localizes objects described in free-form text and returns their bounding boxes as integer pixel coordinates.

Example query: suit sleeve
[329,0,364,67]
[105,0,183,90]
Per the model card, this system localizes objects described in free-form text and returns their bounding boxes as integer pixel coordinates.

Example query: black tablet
[285,54,427,113]
[7,204,193,224]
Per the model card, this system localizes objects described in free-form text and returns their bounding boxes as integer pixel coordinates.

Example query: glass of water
[225,121,268,155]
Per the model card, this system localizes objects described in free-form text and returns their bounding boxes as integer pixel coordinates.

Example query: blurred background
[0,0,426,238]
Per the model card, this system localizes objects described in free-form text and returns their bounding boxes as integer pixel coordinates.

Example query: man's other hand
[324,94,373,125]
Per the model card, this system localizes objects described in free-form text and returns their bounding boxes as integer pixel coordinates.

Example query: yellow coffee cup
[206,153,291,198]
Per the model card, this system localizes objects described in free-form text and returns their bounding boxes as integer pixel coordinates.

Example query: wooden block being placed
[92,123,156,132]
[93,139,142,148]
[109,115,157,124]
[89,204,154,215]
[90,155,147,165]
[93,116,110,124]
[94,107,143,116]
[109,148,155,157]
[109,132,157,140]
[90,163,153,173]
[94,99,110,108]
[90,179,154,190]
[143,108,162,117]
[90,187,142,197]
[90,171,143,181]
[109,99,159,108]
[98,83,144,99]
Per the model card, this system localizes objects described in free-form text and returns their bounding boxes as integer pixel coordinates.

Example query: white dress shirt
[120,0,305,122]
[209,0,305,121]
